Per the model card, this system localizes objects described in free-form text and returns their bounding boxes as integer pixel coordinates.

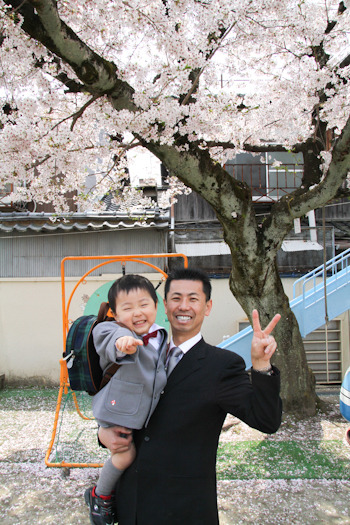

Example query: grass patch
[0,386,58,397]
[0,386,59,410]
[217,440,350,480]
[0,386,92,412]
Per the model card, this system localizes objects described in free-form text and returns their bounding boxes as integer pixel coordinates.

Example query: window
[225,152,303,202]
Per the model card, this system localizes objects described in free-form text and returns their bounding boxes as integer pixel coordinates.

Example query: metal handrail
[293,247,350,301]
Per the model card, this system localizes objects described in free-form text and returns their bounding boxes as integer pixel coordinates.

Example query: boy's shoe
[84,486,116,525]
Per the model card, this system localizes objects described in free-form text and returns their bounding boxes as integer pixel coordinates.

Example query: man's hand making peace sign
[250,309,281,373]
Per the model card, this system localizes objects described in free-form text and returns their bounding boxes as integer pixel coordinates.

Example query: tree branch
[27,154,51,171]
[50,94,101,132]
[181,23,236,106]
[4,0,136,109]
[55,72,86,93]
[279,116,350,220]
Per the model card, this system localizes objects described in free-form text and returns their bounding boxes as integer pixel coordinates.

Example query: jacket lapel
[164,338,207,390]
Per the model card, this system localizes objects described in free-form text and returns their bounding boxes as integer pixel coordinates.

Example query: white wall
[0,278,65,384]
[0,274,348,384]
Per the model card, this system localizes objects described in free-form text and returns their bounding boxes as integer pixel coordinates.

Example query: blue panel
[218,326,253,368]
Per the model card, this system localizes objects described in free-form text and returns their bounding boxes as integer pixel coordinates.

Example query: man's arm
[98,426,133,453]
[216,308,282,434]
[217,350,282,434]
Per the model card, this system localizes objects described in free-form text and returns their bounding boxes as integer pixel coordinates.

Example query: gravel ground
[0,388,349,525]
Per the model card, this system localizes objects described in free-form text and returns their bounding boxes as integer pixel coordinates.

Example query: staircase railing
[218,248,350,368]
[291,247,350,337]
[292,247,350,302]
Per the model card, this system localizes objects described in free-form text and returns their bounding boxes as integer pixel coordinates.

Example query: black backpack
[63,315,120,395]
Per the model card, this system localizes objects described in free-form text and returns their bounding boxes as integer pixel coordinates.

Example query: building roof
[0,210,170,234]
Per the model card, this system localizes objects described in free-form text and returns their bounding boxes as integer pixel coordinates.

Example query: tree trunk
[227,257,317,415]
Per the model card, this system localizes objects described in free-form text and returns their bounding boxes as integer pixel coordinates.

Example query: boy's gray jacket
[92,321,168,429]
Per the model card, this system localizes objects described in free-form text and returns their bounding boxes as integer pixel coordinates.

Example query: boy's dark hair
[108,274,158,313]
[164,268,212,301]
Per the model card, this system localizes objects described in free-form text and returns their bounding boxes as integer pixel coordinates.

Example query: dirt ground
[1,388,350,525]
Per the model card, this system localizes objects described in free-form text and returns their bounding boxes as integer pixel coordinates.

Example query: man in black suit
[99,268,282,525]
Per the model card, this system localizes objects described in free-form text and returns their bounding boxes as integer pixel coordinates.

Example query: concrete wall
[0,274,349,384]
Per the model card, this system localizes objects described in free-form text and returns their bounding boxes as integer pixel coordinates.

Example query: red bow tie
[143,330,158,346]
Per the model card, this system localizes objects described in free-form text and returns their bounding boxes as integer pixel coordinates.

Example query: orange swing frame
[45,253,188,469]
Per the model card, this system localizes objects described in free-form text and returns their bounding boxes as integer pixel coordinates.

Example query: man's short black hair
[164,268,212,301]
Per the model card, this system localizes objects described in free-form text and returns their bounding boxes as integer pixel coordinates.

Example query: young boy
[85,274,168,525]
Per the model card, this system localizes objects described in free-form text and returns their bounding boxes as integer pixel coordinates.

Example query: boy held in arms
[84,274,168,525]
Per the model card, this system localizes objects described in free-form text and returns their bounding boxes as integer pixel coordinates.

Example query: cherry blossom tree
[1,0,350,414]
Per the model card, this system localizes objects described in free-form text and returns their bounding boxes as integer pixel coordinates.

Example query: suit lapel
[165,339,207,390]
[157,329,169,358]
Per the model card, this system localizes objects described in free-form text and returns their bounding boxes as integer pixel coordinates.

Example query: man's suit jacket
[115,338,282,525]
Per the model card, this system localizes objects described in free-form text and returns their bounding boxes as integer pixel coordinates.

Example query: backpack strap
[99,362,122,391]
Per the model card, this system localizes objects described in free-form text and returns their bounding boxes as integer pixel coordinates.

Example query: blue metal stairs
[217,248,350,368]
